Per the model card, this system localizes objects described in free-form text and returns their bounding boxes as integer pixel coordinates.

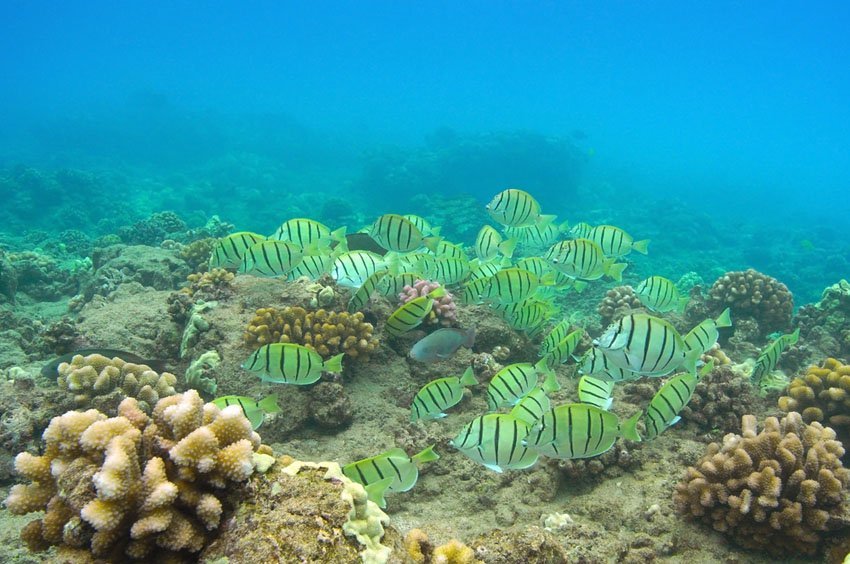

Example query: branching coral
[706,269,793,336]
[680,364,767,435]
[178,238,217,271]
[779,358,850,436]
[179,268,235,301]
[400,280,458,327]
[57,353,177,411]
[597,285,644,325]
[673,412,850,556]
[4,390,269,560]
[244,306,379,361]
[795,280,850,359]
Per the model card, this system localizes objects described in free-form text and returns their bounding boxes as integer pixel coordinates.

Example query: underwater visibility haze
[1,2,850,563]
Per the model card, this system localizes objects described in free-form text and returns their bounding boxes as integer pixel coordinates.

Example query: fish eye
[551,258,559,264]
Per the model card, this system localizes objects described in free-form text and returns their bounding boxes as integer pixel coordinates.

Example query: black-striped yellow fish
[504,221,568,247]
[485,188,553,227]
[496,298,551,334]
[750,328,800,385]
[569,222,594,239]
[539,329,584,370]
[287,247,343,281]
[475,225,516,261]
[479,268,540,304]
[594,314,700,377]
[643,361,713,440]
[577,347,642,383]
[403,214,438,236]
[242,343,344,384]
[434,240,468,260]
[577,376,614,410]
[540,319,572,356]
[347,269,388,312]
[211,394,281,430]
[377,272,420,297]
[684,308,732,355]
[410,367,477,422]
[385,287,446,336]
[239,240,304,277]
[509,387,550,425]
[514,257,550,279]
[635,276,689,313]
[487,362,557,410]
[544,239,626,282]
[588,225,649,257]
[422,256,470,286]
[342,445,439,508]
[209,232,266,269]
[468,259,505,282]
[369,214,439,253]
[332,250,386,288]
[451,413,538,472]
[271,218,346,251]
[523,404,642,460]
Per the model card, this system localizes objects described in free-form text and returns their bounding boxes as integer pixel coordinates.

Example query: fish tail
[676,297,690,314]
[556,220,570,233]
[459,366,478,387]
[683,348,700,376]
[542,369,560,393]
[423,236,443,254]
[632,239,650,255]
[715,307,733,328]
[536,214,557,227]
[622,411,643,442]
[258,394,281,414]
[698,359,716,379]
[412,444,440,465]
[789,327,800,345]
[323,352,345,374]
[364,477,394,509]
[330,226,347,243]
[604,260,627,282]
[499,238,517,259]
[426,286,446,299]
[573,280,588,293]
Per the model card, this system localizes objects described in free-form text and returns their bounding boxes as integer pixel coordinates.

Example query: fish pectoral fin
[669,416,681,426]
[483,463,504,473]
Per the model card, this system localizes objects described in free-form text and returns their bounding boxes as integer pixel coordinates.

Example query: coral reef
[400,280,458,327]
[244,306,379,361]
[0,247,18,302]
[57,353,178,411]
[5,390,268,560]
[795,280,850,359]
[118,211,187,246]
[597,285,645,325]
[469,527,568,563]
[706,269,793,336]
[680,364,769,435]
[550,442,642,480]
[184,350,220,396]
[7,250,85,301]
[39,316,80,355]
[179,268,235,301]
[177,237,216,271]
[673,412,850,556]
[779,358,850,445]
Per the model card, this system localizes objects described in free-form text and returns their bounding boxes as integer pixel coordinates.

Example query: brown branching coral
[4,390,270,560]
[673,412,850,556]
[178,238,217,272]
[57,353,177,411]
[680,364,768,435]
[179,268,235,301]
[794,280,850,359]
[779,358,850,438]
[597,285,645,325]
[244,306,379,361]
[706,269,793,336]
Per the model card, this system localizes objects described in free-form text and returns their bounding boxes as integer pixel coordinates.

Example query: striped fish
[342,445,439,508]
[422,256,470,286]
[332,250,386,288]
[497,298,550,334]
[377,272,421,297]
[460,276,490,305]
[544,239,626,282]
[588,225,649,257]
[540,329,584,370]
[468,259,505,282]
[751,328,800,385]
[270,218,346,250]
[475,225,516,261]
[684,308,732,355]
[347,270,388,312]
[523,404,642,460]
[485,188,553,228]
[211,394,281,430]
[487,362,555,411]
[434,240,468,260]
[369,214,438,253]
[385,287,446,336]
[540,319,572,356]
[209,232,266,269]
[643,361,713,440]
[635,276,689,313]
[241,343,344,385]
[577,376,614,410]
[479,268,539,305]
[577,347,642,383]
[410,367,478,422]
[569,222,594,239]
[287,248,342,281]
[403,214,438,236]
[594,314,700,377]
[504,221,567,247]
[451,413,538,473]
[514,257,550,279]
[509,387,551,425]
[239,240,303,277]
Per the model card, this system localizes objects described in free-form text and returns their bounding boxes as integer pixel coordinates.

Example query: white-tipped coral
[4,390,267,560]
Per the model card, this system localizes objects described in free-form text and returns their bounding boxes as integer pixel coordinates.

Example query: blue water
[1,1,848,303]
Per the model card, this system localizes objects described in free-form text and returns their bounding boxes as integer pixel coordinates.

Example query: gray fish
[409,328,475,363]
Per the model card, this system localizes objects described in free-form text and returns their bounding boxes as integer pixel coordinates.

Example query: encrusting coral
[57,353,178,410]
[244,306,379,360]
[400,279,458,327]
[4,389,270,560]
[673,412,850,556]
[706,269,793,336]
[779,358,850,438]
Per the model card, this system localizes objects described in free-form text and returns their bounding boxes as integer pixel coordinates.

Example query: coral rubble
[674,412,850,556]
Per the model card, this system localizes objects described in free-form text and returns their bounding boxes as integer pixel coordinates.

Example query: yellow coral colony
[244,306,379,360]
[57,353,177,409]
[5,390,266,560]
[779,358,850,428]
